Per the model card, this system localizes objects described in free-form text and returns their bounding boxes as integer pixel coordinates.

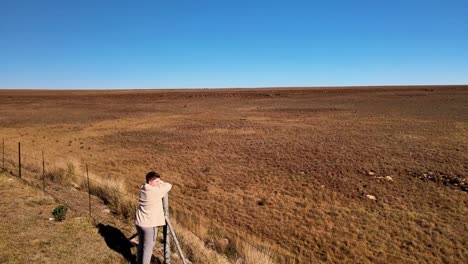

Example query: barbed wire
[2,151,136,205]
[2,142,87,167]
[21,153,43,162]
[3,144,18,154]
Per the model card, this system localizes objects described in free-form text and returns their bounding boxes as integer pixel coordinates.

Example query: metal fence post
[165,217,188,264]
[163,194,171,264]
[18,142,21,178]
[2,138,4,171]
[42,150,45,192]
[86,164,91,219]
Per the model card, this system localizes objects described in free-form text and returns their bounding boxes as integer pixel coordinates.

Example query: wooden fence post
[163,194,171,264]
[86,164,91,219]
[18,142,21,178]
[42,150,45,192]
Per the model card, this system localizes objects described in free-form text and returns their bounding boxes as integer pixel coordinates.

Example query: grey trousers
[136,225,159,264]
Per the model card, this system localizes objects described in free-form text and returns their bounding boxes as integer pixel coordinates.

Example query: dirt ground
[0,86,467,263]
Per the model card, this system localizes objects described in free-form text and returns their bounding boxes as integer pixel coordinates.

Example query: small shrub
[257,198,267,206]
[52,205,68,221]
[46,167,66,183]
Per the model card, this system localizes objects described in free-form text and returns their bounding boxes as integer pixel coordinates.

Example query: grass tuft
[45,160,80,185]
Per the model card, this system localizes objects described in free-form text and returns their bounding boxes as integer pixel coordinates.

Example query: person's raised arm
[158,181,172,197]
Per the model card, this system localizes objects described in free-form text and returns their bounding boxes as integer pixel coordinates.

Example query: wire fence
[2,147,113,226]
[0,138,428,264]
[2,139,426,264]
[0,141,173,262]
[0,138,287,264]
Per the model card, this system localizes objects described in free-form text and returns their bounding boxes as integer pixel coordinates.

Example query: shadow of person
[96,223,162,264]
[150,255,163,264]
[97,223,137,264]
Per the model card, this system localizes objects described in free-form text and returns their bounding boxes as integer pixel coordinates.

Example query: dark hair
[146,171,161,183]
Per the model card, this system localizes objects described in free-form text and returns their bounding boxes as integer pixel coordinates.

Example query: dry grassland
[0,86,467,263]
[0,172,124,263]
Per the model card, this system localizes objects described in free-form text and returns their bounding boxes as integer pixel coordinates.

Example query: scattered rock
[375,175,394,182]
[409,171,466,192]
[102,209,111,213]
[217,238,230,251]
[368,171,375,176]
[205,239,215,249]
[366,194,377,200]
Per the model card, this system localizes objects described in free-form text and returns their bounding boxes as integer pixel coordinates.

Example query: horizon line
[1,84,467,91]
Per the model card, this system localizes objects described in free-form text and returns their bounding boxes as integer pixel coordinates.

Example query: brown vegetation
[0,172,124,263]
[0,85,467,263]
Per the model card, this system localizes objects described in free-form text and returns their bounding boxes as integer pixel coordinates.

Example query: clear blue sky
[1,0,467,89]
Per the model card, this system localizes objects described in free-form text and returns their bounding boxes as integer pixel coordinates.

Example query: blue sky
[1,0,467,89]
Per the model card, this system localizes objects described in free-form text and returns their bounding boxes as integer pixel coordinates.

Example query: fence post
[163,194,171,264]
[165,217,188,264]
[18,142,21,178]
[42,150,45,192]
[86,164,91,219]
[2,138,4,171]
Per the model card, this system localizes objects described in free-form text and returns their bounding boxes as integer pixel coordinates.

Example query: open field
[0,86,467,263]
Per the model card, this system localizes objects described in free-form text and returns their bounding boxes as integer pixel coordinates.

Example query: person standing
[135,171,172,264]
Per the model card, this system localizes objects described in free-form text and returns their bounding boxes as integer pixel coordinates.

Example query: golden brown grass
[5,158,242,263]
[0,86,467,263]
[171,206,276,263]
[170,220,232,264]
[81,172,136,219]
[0,172,124,263]
[40,159,137,219]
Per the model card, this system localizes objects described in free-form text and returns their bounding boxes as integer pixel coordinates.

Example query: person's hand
[149,178,163,187]
[155,179,166,187]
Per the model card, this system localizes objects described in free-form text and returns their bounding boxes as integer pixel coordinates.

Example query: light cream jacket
[135,181,172,227]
